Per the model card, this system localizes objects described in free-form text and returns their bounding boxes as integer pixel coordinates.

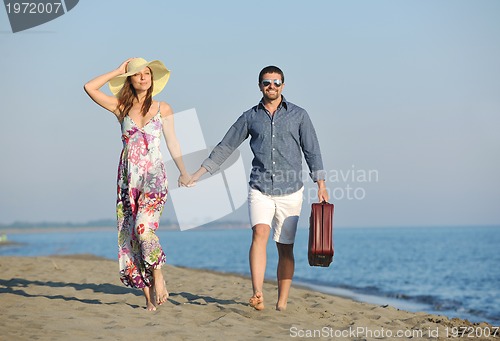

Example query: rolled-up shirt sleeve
[202,113,249,174]
[299,111,326,182]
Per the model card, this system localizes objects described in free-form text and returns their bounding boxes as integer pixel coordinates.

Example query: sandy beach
[0,255,497,341]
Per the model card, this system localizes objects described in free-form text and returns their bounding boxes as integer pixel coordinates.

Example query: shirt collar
[258,95,289,111]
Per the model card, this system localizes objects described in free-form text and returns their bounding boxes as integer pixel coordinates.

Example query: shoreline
[1,227,498,327]
[0,226,117,234]
[1,255,498,341]
[1,234,497,326]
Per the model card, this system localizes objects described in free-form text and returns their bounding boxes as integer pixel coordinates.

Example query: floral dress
[116,104,167,289]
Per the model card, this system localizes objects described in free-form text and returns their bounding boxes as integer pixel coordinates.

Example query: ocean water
[1,226,499,325]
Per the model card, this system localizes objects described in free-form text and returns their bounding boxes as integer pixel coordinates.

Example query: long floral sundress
[116,104,167,289]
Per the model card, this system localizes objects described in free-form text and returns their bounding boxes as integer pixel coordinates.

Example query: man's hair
[259,66,285,84]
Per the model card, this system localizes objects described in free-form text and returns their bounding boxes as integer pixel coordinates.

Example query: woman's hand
[84,59,135,115]
[117,58,135,75]
[178,173,192,187]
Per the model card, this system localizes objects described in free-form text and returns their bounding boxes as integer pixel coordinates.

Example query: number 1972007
[5,2,63,14]
[445,326,499,338]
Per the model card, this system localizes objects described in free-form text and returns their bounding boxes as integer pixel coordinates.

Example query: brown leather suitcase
[308,202,334,267]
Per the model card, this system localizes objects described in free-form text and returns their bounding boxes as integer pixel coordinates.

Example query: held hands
[185,167,208,187]
[177,173,192,187]
[175,167,206,188]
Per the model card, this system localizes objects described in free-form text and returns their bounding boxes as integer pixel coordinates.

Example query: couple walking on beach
[84,58,329,312]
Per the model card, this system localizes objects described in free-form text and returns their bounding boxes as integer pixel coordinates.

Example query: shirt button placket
[271,118,275,191]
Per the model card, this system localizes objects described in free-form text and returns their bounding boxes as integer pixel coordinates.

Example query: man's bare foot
[249,291,265,310]
[155,280,169,306]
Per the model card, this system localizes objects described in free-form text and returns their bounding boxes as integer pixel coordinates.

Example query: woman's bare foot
[155,280,169,305]
[276,295,288,311]
[276,303,287,311]
[153,269,169,306]
[249,291,265,310]
[143,287,157,311]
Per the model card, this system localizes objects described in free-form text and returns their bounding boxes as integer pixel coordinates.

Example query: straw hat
[109,57,170,97]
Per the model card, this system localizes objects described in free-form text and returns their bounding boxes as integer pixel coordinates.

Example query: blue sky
[0,0,499,228]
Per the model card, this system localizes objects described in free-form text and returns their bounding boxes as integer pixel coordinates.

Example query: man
[188,66,329,311]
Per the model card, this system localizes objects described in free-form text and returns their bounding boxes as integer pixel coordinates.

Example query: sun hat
[108,57,170,97]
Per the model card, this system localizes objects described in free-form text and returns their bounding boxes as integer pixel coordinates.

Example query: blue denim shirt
[202,97,326,196]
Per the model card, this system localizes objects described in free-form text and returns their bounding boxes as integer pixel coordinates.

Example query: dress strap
[157,101,161,113]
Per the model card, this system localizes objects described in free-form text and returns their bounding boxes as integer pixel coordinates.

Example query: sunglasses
[261,79,283,87]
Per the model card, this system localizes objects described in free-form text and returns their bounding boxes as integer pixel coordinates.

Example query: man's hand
[317,180,329,202]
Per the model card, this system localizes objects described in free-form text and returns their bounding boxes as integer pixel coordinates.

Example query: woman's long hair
[116,68,154,123]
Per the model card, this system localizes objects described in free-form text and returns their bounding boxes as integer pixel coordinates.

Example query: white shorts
[248,187,304,244]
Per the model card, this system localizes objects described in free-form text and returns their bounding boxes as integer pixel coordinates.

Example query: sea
[1,225,499,326]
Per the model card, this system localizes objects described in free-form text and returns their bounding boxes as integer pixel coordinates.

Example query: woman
[84,58,190,311]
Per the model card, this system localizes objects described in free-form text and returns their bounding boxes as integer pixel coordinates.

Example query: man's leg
[272,187,303,311]
[249,223,270,310]
[276,242,294,311]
